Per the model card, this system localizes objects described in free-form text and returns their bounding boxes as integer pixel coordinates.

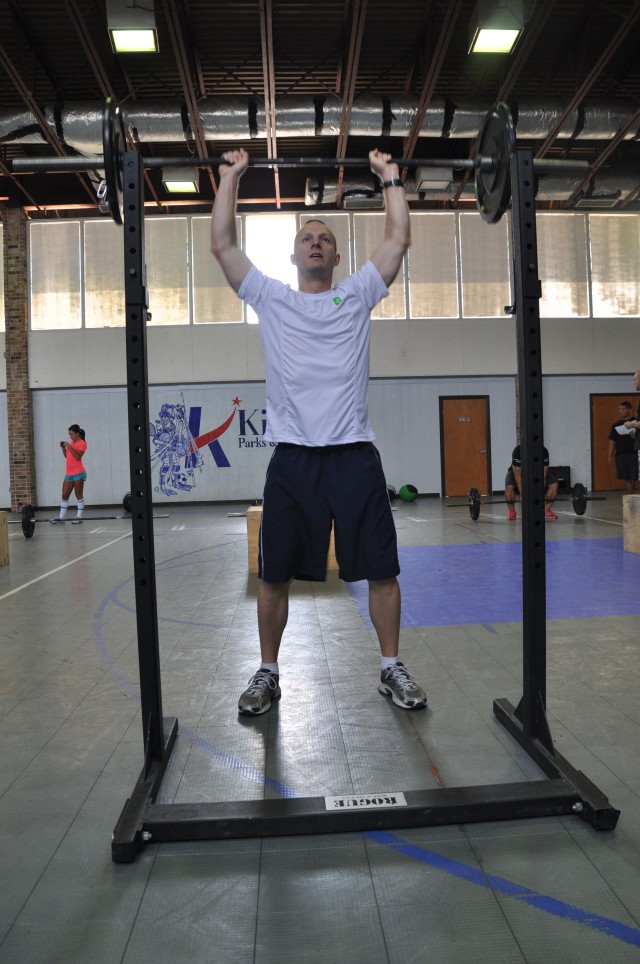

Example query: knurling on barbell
[10,98,591,227]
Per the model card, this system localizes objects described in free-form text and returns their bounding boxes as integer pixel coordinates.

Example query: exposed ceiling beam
[63,0,113,100]
[335,0,368,204]
[63,0,162,210]
[535,0,640,158]
[453,0,557,203]
[259,0,281,207]
[0,157,42,209]
[402,0,463,163]
[563,104,640,208]
[162,0,217,194]
[495,0,558,103]
[0,40,98,209]
[7,0,65,98]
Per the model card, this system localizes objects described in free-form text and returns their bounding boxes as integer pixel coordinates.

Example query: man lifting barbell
[505,444,559,521]
[211,145,427,716]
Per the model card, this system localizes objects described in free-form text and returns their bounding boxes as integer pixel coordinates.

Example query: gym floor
[1,494,639,963]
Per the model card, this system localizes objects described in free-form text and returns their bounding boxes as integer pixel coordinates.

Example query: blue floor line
[91,547,640,952]
[368,832,640,949]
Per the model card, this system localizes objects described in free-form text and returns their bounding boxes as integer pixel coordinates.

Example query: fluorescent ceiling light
[469,0,523,54]
[162,168,199,194]
[107,0,159,53]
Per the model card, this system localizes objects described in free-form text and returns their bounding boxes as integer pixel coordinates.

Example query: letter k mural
[187,398,241,468]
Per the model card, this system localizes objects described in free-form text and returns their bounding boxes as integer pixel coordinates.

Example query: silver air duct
[2,96,640,204]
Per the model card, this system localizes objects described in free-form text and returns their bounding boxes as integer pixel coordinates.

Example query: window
[84,219,125,327]
[353,213,405,319]
[30,221,81,330]
[25,211,640,329]
[191,216,243,324]
[145,217,189,325]
[459,213,510,317]
[537,214,589,317]
[408,213,458,318]
[590,214,640,317]
[244,214,298,324]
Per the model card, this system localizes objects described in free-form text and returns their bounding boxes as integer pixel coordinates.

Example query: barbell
[11,98,591,225]
[9,504,168,539]
[447,483,606,521]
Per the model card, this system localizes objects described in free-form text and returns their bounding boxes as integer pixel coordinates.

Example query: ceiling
[2,0,640,217]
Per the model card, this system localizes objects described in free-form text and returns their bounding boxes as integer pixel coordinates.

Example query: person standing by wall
[608,400,637,494]
[624,371,640,483]
[50,424,87,525]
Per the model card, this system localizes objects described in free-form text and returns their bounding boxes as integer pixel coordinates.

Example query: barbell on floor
[8,504,169,539]
[11,99,591,226]
[447,482,606,521]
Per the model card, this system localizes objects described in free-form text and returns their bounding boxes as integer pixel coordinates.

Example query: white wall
[1,372,635,509]
[26,314,640,388]
[29,379,517,508]
[542,373,638,485]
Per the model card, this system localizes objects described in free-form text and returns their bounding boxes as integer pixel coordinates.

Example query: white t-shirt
[238,260,388,445]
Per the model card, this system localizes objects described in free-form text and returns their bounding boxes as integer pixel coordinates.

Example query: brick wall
[3,206,37,510]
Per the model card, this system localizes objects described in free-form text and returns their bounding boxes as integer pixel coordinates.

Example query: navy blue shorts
[258,442,400,583]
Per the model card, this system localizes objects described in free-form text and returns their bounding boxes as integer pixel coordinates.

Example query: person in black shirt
[608,401,637,494]
[504,444,559,521]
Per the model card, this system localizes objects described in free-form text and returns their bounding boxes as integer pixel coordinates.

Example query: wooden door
[591,394,638,491]
[440,397,490,496]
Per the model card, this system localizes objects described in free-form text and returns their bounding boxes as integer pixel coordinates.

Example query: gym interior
[2,3,640,963]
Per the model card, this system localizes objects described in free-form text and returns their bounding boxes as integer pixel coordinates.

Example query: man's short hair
[297,219,337,250]
[621,400,632,408]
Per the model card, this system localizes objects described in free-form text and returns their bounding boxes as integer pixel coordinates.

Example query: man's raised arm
[368,149,411,288]
[210,149,254,293]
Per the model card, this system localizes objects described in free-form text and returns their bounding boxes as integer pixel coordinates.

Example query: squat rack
[84,112,620,862]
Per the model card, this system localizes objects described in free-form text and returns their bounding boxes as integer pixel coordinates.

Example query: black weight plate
[22,503,35,538]
[468,487,481,521]
[103,97,126,225]
[475,102,515,224]
[572,482,587,516]
[123,492,132,513]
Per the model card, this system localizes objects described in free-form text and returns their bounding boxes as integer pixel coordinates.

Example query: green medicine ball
[399,484,418,502]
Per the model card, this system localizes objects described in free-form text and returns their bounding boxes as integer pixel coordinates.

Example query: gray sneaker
[238,669,281,716]
[378,662,427,710]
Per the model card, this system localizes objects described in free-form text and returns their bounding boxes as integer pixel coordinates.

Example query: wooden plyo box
[0,512,8,567]
[623,494,640,554]
[246,505,338,574]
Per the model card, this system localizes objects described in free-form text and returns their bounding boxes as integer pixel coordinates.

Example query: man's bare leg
[368,577,400,657]
[257,579,291,662]
[238,579,291,715]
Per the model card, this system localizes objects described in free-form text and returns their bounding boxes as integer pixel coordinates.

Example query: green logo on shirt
[333,296,343,306]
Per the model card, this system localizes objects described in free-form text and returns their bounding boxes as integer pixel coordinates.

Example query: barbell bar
[10,98,591,226]
[9,504,169,539]
[447,483,606,521]
[11,153,590,175]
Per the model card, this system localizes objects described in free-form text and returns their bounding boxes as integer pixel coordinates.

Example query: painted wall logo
[150,394,272,496]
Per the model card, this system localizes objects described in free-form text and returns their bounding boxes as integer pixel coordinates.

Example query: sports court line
[90,546,640,953]
[0,533,130,601]
[368,831,640,949]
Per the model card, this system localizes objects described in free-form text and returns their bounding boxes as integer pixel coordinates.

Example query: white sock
[260,662,279,675]
[76,500,85,518]
[381,656,400,671]
[59,500,69,520]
